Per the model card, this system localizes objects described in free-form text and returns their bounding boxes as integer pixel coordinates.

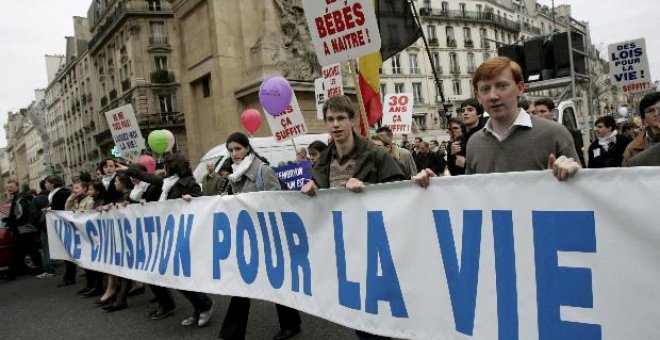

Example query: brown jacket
[622,130,654,166]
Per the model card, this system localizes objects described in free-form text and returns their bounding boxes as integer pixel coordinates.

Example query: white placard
[104,104,145,159]
[302,0,381,66]
[314,78,326,121]
[608,38,652,94]
[382,93,413,134]
[264,93,308,142]
[322,63,344,97]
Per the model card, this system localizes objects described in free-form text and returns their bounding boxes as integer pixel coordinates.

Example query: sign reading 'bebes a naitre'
[302,0,381,66]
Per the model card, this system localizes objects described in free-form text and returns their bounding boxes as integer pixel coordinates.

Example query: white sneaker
[181,316,197,326]
[36,272,54,279]
[198,301,214,327]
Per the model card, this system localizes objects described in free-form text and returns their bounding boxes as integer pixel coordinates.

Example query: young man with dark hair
[534,97,555,121]
[461,98,485,142]
[44,175,73,287]
[301,95,405,340]
[376,126,417,178]
[415,56,581,187]
[31,179,54,278]
[622,91,660,166]
[588,115,631,168]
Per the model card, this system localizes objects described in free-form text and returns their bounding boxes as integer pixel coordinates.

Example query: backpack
[255,163,289,192]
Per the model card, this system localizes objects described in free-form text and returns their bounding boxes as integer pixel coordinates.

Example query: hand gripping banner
[47,168,660,339]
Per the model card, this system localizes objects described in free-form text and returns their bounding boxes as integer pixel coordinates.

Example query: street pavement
[0,263,355,340]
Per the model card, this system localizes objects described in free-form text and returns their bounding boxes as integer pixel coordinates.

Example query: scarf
[159,175,179,202]
[598,130,618,152]
[229,153,255,183]
[129,181,150,202]
[101,173,116,190]
[48,187,62,205]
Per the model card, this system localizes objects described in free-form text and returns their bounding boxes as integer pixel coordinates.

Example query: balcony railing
[419,8,521,32]
[481,41,491,49]
[464,40,474,48]
[450,66,461,74]
[150,70,176,84]
[136,112,185,129]
[434,66,443,75]
[409,67,421,74]
[149,36,169,47]
[414,97,425,105]
[428,37,439,46]
[109,89,117,101]
[467,66,476,74]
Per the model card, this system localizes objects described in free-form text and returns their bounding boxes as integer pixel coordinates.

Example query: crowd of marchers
[2,57,659,340]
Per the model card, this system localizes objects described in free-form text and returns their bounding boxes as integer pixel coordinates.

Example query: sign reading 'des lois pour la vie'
[608,38,652,94]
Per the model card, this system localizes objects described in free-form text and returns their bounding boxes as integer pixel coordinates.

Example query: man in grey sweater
[414,56,581,186]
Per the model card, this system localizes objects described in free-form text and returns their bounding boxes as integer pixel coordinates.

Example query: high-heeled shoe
[127,286,145,297]
[95,296,115,307]
[103,303,127,312]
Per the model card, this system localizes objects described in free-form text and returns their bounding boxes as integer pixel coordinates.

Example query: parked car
[0,203,14,268]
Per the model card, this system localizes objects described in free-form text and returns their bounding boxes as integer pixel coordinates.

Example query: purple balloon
[259,76,293,116]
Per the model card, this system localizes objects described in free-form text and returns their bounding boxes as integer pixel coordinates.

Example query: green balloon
[148,130,169,154]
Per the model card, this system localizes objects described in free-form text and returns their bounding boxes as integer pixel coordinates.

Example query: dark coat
[311,133,406,189]
[414,150,447,176]
[587,134,632,168]
[102,176,123,204]
[29,191,50,231]
[6,191,33,234]
[126,168,201,200]
[50,187,71,211]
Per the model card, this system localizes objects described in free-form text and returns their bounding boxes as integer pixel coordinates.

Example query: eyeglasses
[324,115,350,123]
[644,107,660,116]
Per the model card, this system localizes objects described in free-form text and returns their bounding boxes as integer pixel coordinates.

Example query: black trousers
[219,297,301,340]
[9,232,42,277]
[84,270,104,291]
[150,285,176,309]
[63,261,77,283]
[179,290,214,317]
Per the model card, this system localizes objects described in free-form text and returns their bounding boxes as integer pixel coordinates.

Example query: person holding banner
[218,131,302,340]
[622,92,660,166]
[301,95,405,340]
[414,57,581,187]
[124,153,215,326]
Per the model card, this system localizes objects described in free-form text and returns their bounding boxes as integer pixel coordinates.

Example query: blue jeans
[40,229,53,273]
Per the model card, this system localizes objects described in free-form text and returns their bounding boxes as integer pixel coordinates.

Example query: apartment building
[87,0,187,157]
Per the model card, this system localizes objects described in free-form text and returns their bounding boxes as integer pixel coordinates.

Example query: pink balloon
[162,129,176,152]
[259,76,293,116]
[137,155,156,174]
[241,109,262,134]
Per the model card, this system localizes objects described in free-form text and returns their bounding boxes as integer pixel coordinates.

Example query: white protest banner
[382,93,413,134]
[608,38,652,94]
[104,104,145,159]
[322,63,344,97]
[47,168,660,339]
[264,93,308,142]
[314,78,326,120]
[302,0,381,66]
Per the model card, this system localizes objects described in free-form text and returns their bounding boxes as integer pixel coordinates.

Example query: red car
[0,203,14,268]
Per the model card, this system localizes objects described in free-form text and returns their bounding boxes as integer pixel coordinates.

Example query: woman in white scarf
[218,132,301,340]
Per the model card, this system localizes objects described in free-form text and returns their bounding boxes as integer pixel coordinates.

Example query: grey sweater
[466,115,579,174]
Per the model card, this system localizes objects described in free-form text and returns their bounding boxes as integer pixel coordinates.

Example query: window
[394,83,405,94]
[409,54,419,74]
[158,94,173,113]
[380,83,387,102]
[459,3,466,16]
[202,77,211,98]
[463,27,472,46]
[450,52,459,73]
[494,29,499,42]
[431,52,440,68]
[412,83,423,104]
[150,21,165,37]
[452,79,461,95]
[427,25,437,42]
[476,4,482,16]
[484,52,491,61]
[435,80,443,103]
[441,1,449,13]
[391,54,401,74]
[467,53,476,72]
[147,0,162,11]
[507,34,512,44]
[480,28,488,48]
[446,26,455,46]
[154,56,168,70]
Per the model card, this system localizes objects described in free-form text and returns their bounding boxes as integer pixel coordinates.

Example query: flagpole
[408,0,450,123]
[347,59,371,137]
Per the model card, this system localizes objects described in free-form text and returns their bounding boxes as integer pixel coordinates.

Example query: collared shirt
[483,108,533,142]
[328,144,358,188]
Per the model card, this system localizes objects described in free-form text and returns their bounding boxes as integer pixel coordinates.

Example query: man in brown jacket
[622,92,660,166]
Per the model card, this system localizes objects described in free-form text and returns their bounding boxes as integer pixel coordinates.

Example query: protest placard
[47,168,660,339]
[302,0,381,66]
[314,78,326,120]
[322,63,344,97]
[608,38,652,94]
[264,93,308,142]
[104,104,145,159]
[382,93,413,134]
[272,160,313,190]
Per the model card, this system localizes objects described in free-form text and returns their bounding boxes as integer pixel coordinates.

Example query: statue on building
[273,0,321,80]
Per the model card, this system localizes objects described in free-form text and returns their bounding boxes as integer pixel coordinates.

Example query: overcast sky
[0,0,657,148]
